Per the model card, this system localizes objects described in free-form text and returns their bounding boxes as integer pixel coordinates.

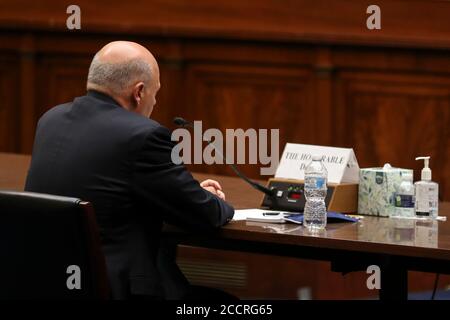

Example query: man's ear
[132,82,145,107]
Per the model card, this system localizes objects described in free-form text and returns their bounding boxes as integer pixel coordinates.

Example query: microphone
[173,117,192,128]
[173,117,277,198]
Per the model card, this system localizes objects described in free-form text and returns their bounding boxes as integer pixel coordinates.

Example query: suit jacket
[25,90,234,299]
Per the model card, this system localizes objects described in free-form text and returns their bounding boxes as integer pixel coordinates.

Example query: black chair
[0,191,110,299]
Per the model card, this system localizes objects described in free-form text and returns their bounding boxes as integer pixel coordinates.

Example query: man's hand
[200,179,226,200]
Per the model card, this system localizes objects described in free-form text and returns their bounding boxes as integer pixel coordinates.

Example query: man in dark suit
[25,41,235,299]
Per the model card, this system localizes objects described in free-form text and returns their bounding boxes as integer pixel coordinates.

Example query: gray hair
[87,54,152,93]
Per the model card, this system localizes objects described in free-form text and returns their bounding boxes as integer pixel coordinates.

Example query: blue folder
[283,212,359,224]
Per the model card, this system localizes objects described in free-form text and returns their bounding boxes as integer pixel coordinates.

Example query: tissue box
[358,164,413,217]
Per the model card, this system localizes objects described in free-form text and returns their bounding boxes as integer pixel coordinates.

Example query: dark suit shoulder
[124,111,166,139]
[36,102,72,127]
[82,93,166,137]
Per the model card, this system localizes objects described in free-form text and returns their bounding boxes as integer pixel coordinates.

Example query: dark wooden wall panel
[1,0,450,300]
[2,0,450,48]
[37,56,90,116]
[336,72,450,201]
[0,54,20,152]
[183,64,314,177]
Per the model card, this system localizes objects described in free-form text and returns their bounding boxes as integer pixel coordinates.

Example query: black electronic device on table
[261,178,358,213]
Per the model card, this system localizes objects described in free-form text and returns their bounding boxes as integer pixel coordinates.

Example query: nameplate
[274,143,359,184]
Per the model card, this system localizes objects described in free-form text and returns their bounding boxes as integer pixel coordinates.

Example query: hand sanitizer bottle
[394,171,415,217]
[414,156,439,218]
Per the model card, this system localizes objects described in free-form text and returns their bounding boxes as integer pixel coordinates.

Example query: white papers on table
[233,209,293,223]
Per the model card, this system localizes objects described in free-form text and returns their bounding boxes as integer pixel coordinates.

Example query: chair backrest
[0,191,110,299]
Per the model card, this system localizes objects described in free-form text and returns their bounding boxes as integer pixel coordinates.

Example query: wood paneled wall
[2,39,450,199]
[1,0,450,299]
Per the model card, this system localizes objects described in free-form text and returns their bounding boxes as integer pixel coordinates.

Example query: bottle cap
[415,156,431,181]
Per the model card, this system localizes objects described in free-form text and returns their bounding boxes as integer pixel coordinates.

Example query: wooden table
[166,178,450,300]
[0,152,31,191]
[2,152,450,300]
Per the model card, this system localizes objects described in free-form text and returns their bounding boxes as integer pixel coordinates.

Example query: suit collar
[87,90,122,107]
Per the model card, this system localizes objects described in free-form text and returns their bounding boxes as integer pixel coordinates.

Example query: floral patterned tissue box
[358,164,413,217]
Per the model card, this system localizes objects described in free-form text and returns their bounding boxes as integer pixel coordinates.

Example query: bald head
[87,41,160,117]
[93,41,157,66]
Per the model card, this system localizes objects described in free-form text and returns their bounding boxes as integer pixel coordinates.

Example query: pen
[263,212,282,216]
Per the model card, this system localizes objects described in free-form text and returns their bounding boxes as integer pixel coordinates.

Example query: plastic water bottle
[303,155,328,230]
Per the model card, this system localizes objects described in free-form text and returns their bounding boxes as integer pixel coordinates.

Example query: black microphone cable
[431,273,440,300]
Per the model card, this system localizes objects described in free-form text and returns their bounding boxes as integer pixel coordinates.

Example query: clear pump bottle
[414,156,438,218]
